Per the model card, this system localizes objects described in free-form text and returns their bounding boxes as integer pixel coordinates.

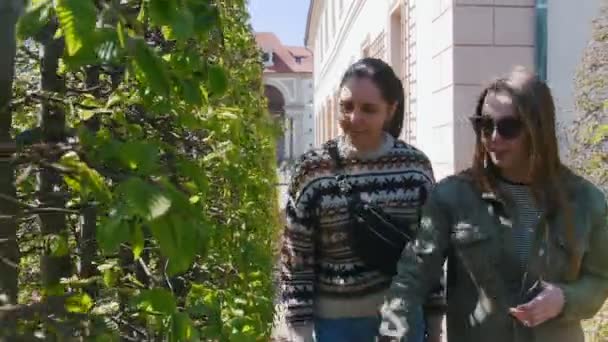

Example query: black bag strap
[327,140,355,198]
[327,140,343,170]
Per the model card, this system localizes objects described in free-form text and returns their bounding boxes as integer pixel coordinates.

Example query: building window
[262,49,274,67]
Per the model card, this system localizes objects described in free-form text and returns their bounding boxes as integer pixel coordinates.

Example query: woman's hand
[509,281,565,327]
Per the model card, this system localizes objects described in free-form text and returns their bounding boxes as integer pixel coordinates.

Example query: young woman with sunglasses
[271,58,444,342]
[379,66,608,342]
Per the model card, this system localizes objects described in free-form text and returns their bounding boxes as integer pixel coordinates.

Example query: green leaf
[126,124,145,139]
[132,288,176,315]
[131,225,145,260]
[116,21,127,48]
[118,178,172,221]
[170,312,199,342]
[97,215,130,254]
[65,293,93,313]
[17,1,52,40]
[54,0,97,56]
[80,110,96,121]
[207,65,228,96]
[149,195,171,220]
[148,214,200,275]
[105,93,123,108]
[191,2,218,34]
[48,234,69,257]
[118,141,160,174]
[590,124,608,144]
[59,152,111,203]
[180,79,202,106]
[171,8,194,40]
[218,111,238,120]
[176,158,208,191]
[177,110,204,130]
[161,26,175,40]
[132,38,172,96]
[81,95,101,108]
[149,0,177,26]
[95,332,120,342]
[102,267,119,287]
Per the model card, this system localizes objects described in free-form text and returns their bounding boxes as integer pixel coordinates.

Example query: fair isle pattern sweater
[278,134,442,327]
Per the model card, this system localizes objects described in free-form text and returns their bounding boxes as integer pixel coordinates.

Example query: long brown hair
[470,66,580,280]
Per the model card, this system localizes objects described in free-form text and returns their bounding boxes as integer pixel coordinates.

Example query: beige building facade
[306,0,601,180]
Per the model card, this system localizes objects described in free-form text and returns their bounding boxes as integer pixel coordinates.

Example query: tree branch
[0,193,80,215]
[0,295,72,324]
[109,314,149,340]
[27,91,111,112]
[66,85,102,94]
[24,207,80,215]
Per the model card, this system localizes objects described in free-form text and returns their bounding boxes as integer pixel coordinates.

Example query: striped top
[498,180,543,269]
[274,134,443,339]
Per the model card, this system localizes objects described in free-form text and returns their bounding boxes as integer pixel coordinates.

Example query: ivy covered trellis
[0,0,281,340]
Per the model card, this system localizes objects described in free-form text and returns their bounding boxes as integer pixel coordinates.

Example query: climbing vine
[1,0,280,340]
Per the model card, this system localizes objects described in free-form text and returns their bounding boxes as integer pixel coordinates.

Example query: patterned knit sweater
[275,134,444,338]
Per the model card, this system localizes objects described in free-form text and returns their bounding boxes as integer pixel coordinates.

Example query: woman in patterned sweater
[272,58,444,342]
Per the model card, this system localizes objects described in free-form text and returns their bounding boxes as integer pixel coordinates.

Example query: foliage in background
[3,0,280,340]
[567,0,608,194]
[567,0,608,340]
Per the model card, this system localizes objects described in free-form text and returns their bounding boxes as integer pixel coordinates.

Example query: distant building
[306,0,600,179]
[255,32,314,166]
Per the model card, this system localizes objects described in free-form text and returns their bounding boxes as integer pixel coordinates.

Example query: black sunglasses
[469,115,523,140]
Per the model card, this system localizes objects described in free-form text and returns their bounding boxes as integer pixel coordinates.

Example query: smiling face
[338,77,396,151]
[479,90,531,180]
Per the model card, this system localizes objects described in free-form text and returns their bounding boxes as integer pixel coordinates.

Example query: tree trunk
[0,0,22,307]
[38,20,71,292]
[79,205,97,284]
[0,0,23,336]
[78,67,100,296]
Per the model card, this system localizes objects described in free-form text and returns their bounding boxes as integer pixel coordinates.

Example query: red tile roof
[255,32,313,74]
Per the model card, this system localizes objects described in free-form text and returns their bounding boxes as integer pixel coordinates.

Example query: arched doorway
[264,85,290,164]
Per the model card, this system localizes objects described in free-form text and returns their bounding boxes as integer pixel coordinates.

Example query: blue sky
[247,0,311,46]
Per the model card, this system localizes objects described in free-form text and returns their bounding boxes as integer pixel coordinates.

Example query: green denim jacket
[379,170,608,342]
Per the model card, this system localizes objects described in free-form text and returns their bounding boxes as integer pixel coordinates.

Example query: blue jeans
[313,307,426,342]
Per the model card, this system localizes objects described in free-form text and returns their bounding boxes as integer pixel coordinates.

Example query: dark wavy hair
[339,58,405,138]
